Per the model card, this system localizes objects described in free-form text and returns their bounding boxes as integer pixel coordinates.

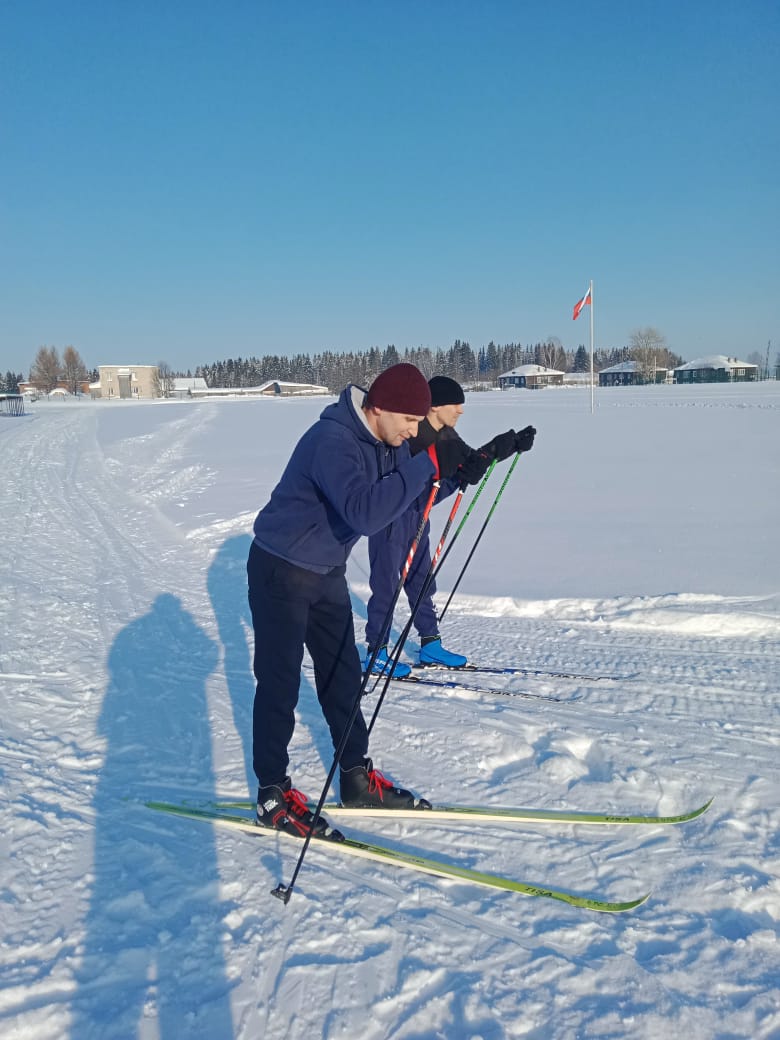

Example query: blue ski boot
[363,645,411,679]
[418,636,467,669]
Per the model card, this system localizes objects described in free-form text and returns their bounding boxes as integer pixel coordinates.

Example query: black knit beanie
[366,363,431,415]
[428,375,465,407]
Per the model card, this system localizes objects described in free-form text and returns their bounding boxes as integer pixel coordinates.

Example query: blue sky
[1,0,778,376]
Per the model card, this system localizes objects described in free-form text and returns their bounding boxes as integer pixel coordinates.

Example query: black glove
[433,435,469,480]
[456,449,491,486]
[481,429,516,462]
[514,425,536,453]
[407,417,437,454]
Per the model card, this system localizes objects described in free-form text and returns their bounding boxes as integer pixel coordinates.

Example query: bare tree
[746,351,767,378]
[62,346,89,395]
[540,336,567,371]
[30,346,62,392]
[157,361,175,397]
[629,327,668,383]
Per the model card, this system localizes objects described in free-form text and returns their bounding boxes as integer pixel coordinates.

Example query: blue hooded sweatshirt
[253,385,436,571]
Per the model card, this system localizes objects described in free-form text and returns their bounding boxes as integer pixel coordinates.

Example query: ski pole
[383,456,498,665]
[430,485,467,571]
[367,462,442,681]
[366,484,466,731]
[427,456,497,580]
[365,457,497,699]
[366,456,500,726]
[271,477,440,906]
[437,450,522,625]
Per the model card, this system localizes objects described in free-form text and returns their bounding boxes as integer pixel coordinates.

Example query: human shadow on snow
[70,593,233,1040]
[207,534,256,794]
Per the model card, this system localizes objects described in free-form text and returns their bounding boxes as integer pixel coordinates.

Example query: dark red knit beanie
[366,363,431,415]
[428,375,465,406]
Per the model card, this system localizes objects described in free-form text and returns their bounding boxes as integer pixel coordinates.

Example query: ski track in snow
[1,386,779,1040]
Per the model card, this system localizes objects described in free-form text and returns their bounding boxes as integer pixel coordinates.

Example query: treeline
[6,330,685,396]
[0,371,26,393]
[194,340,675,393]
[3,346,96,395]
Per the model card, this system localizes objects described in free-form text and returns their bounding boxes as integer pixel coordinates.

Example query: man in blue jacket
[364,375,536,677]
[248,363,436,840]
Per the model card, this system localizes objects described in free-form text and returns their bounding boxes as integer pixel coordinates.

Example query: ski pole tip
[271,883,292,905]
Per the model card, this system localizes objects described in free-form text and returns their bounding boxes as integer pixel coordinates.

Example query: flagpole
[589,279,595,415]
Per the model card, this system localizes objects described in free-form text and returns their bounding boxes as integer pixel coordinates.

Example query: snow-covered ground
[1,382,779,1040]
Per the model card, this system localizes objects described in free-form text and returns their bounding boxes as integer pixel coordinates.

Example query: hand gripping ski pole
[271,475,441,905]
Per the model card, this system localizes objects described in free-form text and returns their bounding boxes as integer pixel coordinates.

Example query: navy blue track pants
[247,542,368,787]
[365,509,438,651]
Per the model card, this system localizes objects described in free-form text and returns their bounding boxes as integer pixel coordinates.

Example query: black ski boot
[339,758,431,810]
[256,777,344,841]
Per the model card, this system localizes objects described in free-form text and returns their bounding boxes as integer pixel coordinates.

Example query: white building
[171,377,210,398]
[95,365,161,399]
[498,365,564,390]
[181,379,330,399]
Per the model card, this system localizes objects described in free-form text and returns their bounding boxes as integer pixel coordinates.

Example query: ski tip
[663,796,713,823]
[690,796,714,819]
[615,891,652,912]
[586,890,651,913]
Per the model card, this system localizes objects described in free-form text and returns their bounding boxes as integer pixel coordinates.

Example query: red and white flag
[572,287,592,320]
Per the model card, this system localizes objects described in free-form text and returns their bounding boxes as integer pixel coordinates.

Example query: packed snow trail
[2,405,237,1038]
[1,387,779,1040]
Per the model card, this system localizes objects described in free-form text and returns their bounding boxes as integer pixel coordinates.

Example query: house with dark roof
[599,361,668,387]
[673,356,758,383]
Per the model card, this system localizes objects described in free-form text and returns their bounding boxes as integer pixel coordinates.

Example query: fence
[0,394,25,416]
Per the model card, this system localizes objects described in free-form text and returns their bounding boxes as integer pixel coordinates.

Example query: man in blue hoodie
[248,363,436,840]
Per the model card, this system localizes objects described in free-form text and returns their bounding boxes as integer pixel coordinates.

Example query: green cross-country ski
[146,800,651,913]
[212,797,713,826]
